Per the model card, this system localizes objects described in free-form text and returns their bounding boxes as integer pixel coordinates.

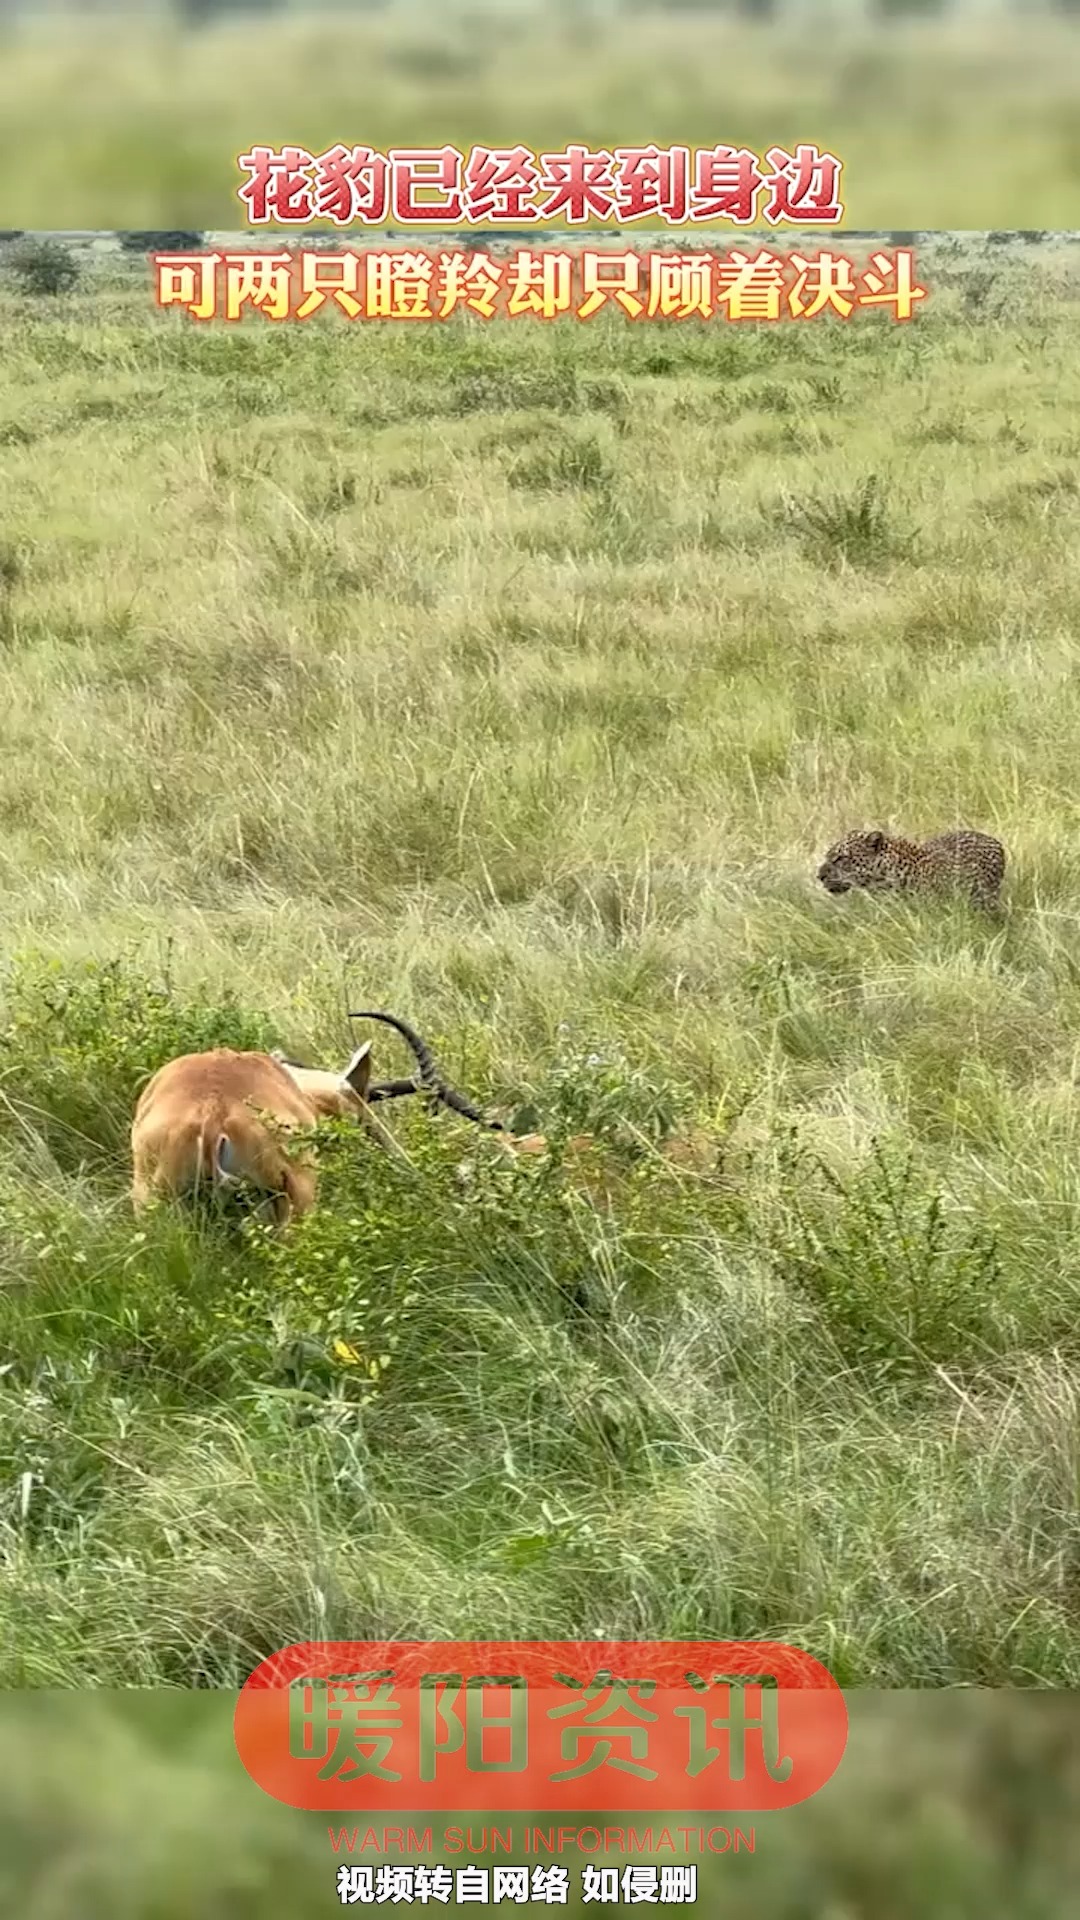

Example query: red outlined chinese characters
[858,248,927,321]
[714,247,789,321]
[236,145,315,224]
[220,249,294,322]
[505,247,575,319]
[787,250,858,321]
[294,249,364,320]
[462,146,544,225]
[234,143,846,227]
[312,146,390,227]
[234,1638,848,1813]
[387,146,466,224]
[687,146,766,225]
[152,251,221,322]
[576,251,646,321]
[535,145,618,225]
[363,249,436,319]
[762,145,844,225]
[612,145,692,226]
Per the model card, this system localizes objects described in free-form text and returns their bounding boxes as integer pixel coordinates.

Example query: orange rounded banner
[234,1638,848,1814]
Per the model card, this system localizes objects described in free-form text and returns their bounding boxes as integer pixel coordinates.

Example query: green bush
[7,238,79,297]
[0,951,279,1173]
[775,1139,1004,1379]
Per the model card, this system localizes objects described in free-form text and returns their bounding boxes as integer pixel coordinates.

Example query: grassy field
[4,10,1080,229]
[1,232,1080,1689]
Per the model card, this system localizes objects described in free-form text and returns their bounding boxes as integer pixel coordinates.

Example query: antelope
[129,1009,541,1230]
[129,1038,397,1230]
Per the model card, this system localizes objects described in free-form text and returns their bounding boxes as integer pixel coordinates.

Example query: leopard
[816,827,1006,914]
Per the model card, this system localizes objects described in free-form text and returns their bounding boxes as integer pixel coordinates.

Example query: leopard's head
[817,829,900,895]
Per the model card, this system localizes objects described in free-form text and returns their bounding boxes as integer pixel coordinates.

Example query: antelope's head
[273,1042,374,1120]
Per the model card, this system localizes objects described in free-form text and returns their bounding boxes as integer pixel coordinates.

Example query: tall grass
[1,235,1080,1685]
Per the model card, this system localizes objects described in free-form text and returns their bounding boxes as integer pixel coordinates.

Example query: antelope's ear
[341,1040,373,1100]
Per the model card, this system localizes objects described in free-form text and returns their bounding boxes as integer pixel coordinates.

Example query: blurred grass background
[2,3,1080,227]
[2,1692,1079,1918]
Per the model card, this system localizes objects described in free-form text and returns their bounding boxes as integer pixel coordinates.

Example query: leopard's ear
[866,829,887,852]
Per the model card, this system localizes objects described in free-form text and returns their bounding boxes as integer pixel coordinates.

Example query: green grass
[1,234,1080,1687]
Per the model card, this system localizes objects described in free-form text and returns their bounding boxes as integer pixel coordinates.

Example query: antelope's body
[130,1041,391,1229]
[130,1008,531,1232]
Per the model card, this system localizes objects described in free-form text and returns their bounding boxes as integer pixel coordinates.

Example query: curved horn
[348,1010,507,1132]
[365,1076,424,1105]
[348,1010,438,1089]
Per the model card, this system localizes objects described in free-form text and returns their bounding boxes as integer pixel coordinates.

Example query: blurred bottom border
[0,1689,1075,1916]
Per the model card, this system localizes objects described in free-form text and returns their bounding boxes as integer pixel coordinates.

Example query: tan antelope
[130,1038,392,1230]
[129,1009,540,1230]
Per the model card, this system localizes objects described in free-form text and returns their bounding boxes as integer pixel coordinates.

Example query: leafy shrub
[775,1140,1003,1378]
[774,473,915,567]
[216,1109,609,1406]
[7,239,79,297]
[524,1043,687,1153]
[0,951,279,1172]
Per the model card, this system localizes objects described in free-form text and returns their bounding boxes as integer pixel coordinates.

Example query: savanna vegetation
[1,233,1079,1690]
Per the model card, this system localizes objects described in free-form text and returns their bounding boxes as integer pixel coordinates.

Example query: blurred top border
[2,230,1076,247]
[3,10,1080,229]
